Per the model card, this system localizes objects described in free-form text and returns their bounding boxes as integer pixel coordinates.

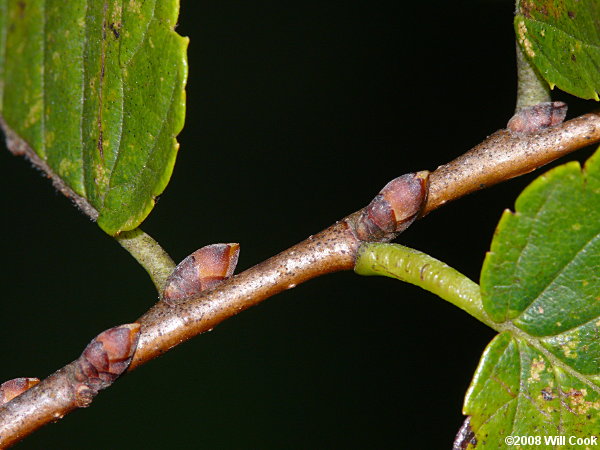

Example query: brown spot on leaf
[541,387,556,401]
[519,0,533,18]
[97,129,104,157]
[109,22,121,39]
[17,1,26,18]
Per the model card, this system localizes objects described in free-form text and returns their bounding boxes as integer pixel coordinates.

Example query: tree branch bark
[424,111,599,215]
[1,111,600,446]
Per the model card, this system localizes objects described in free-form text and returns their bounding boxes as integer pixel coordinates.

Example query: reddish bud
[162,243,240,304]
[507,101,567,135]
[355,171,429,241]
[75,323,140,405]
[0,378,40,405]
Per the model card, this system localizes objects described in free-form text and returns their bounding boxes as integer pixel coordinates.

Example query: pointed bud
[0,378,40,405]
[75,323,140,405]
[162,243,240,304]
[507,101,567,135]
[355,171,429,241]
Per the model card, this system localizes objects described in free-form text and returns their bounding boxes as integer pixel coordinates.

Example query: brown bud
[74,323,140,405]
[0,378,40,405]
[355,171,429,241]
[507,101,567,135]
[162,243,240,304]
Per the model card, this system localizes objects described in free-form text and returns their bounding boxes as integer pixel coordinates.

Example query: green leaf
[515,0,600,100]
[0,0,188,235]
[465,332,600,447]
[465,151,600,447]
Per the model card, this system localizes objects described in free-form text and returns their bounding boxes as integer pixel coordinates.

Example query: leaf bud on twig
[74,323,140,406]
[355,171,429,241]
[507,101,567,135]
[0,378,40,405]
[162,243,241,304]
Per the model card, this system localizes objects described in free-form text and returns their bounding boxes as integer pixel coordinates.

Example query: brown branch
[0,324,139,448]
[424,111,600,215]
[132,111,600,369]
[1,111,600,445]
[132,218,361,368]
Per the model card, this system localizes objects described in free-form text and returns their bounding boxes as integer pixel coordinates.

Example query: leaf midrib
[499,321,600,396]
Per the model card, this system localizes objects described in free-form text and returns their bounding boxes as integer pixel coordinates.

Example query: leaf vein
[121,1,157,69]
[106,72,177,198]
[526,17,600,51]
[507,184,559,321]
[41,0,46,157]
[515,232,600,324]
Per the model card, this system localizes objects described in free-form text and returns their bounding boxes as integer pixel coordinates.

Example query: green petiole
[354,242,498,330]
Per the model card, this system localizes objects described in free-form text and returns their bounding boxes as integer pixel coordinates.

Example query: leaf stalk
[514,38,551,111]
[354,242,499,330]
[115,228,176,293]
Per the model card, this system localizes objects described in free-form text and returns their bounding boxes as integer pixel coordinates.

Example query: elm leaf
[465,149,600,447]
[0,0,188,235]
[464,332,600,448]
[515,0,600,100]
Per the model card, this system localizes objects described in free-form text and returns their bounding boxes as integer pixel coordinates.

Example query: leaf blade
[464,332,600,447]
[481,152,600,339]
[0,0,188,235]
[466,149,600,445]
[97,0,188,232]
[2,0,45,156]
[515,0,600,100]
[45,1,87,194]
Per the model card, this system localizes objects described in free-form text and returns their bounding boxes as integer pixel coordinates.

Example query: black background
[0,0,595,448]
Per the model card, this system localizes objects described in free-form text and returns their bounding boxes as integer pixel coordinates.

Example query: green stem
[354,242,499,331]
[514,38,551,111]
[115,228,176,293]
